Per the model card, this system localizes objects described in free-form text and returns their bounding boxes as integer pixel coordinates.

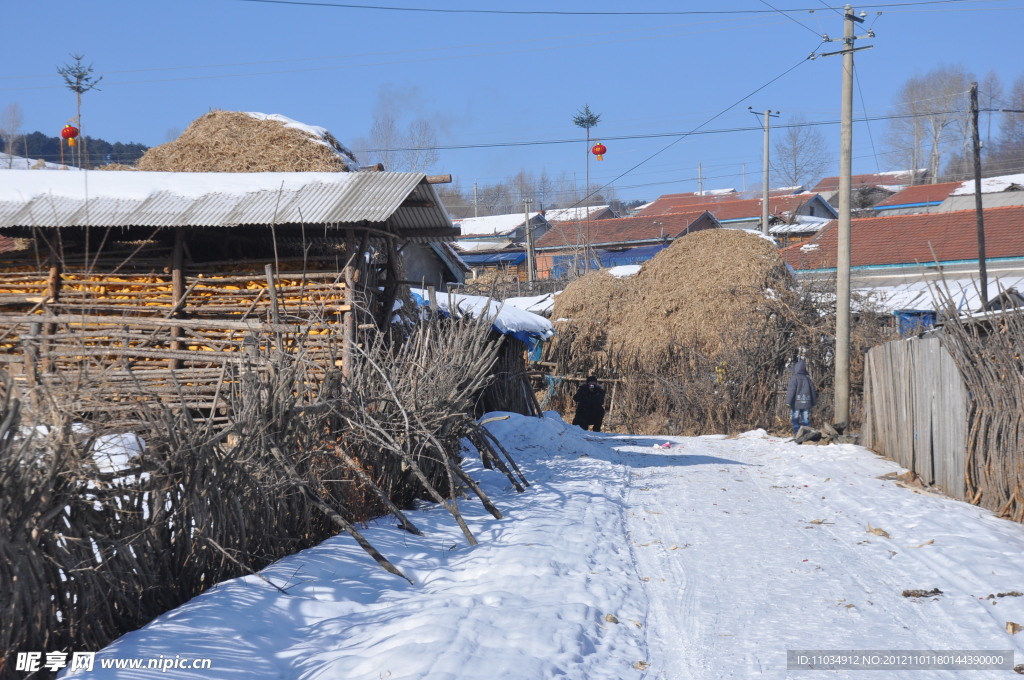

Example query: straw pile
[133,110,357,172]
[553,229,792,363]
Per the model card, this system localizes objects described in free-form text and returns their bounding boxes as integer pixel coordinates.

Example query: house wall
[403,242,462,288]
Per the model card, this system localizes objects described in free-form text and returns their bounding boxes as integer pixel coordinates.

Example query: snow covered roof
[769,215,832,235]
[855,277,1024,314]
[410,288,555,343]
[951,173,1024,196]
[0,169,457,238]
[542,205,612,223]
[453,212,542,237]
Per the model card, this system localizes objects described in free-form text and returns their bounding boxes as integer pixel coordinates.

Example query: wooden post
[342,231,356,380]
[264,263,284,353]
[170,230,185,370]
[25,322,41,389]
[43,254,61,373]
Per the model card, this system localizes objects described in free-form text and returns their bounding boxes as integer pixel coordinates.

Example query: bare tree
[57,54,103,167]
[351,87,442,173]
[771,115,832,189]
[980,70,1004,152]
[887,64,972,183]
[400,118,440,173]
[0,103,23,168]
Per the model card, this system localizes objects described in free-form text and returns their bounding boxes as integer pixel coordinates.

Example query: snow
[952,173,1024,196]
[78,413,1024,679]
[607,264,641,278]
[0,169,368,202]
[244,112,358,165]
[0,152,80,171]
[543,205,611,222]
[503,293,557,316]
[800,243,820,252]
[856,277,1024,314]
[769,215,831,235]
[741,228,780,245]
[410,288,555,341]
[453,213,540,237]
[91,433,145,474]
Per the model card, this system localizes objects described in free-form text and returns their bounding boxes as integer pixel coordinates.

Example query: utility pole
[741,162,747,193]
[749,108,779,235]
[698,162,704,195]
[473,181,479,218]
[819,5,872,428]
[524,197,536,284]
[970,82,988,309]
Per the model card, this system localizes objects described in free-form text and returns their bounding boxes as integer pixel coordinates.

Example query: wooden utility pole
[820,5,871,428]
[970,82,988,309]
[524,197,536,283]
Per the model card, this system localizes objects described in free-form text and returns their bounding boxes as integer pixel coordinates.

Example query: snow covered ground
[73,414,1024,679]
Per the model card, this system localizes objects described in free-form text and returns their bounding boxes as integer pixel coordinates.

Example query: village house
[781,205,1024,317]
[638,191,836,236]
[812,169,926,210]
[938,173,1024,212]
[452,211,552,280]
[871,181,962,216]
[534,210,721,279]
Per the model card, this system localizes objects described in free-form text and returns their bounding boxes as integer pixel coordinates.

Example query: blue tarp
[894,309,937,337]
[549,243,671,279]
[460,251,527,266]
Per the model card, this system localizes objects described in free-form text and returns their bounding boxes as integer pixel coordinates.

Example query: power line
[227,0,994,15]
[0,15,767,82]
[0,18,784,92]
[361,109,972,153]
[758,0,827,37]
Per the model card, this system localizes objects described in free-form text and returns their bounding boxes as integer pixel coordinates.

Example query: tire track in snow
[617,435,1023,679]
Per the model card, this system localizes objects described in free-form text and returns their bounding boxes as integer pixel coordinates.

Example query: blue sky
[2,1,1021,204]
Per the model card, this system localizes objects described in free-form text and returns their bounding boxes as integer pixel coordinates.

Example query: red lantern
[591,142,607,161]
[62,125,80,147]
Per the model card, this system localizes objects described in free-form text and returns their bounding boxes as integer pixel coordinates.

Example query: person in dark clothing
[572,376,606,432]
[785,360,817,437]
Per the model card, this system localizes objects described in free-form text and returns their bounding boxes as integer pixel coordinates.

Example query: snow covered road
[79,414,1024,679]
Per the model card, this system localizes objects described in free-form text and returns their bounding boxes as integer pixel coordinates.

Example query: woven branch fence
[0,315,528,678]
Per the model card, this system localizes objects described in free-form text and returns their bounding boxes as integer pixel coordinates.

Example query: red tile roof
[873,181,962,208]
[536,211,719,249]
[812,171,918,193]
[638,193,829,221]
[781,206,1024,270]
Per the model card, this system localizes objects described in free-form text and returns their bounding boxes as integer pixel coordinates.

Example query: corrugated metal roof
[0,170,455,235]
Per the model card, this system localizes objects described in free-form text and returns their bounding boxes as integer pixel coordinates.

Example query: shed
[0,169,459,418]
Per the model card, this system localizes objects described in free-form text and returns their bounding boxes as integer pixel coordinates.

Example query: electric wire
[227,0,1001,15]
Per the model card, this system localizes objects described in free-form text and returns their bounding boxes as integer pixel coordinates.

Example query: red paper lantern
[591,142,607,161]
[62,125,80,147]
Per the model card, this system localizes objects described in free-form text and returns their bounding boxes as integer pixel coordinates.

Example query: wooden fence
[862,334,969,499]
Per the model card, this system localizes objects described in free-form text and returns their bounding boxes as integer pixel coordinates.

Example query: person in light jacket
[785,360,816,437]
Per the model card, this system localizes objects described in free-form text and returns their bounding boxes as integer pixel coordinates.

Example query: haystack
[553,229,792,364]
[134,111,358,172]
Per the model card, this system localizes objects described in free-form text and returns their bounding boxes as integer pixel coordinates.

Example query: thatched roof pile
[133,111,358,172]
[552,229,793,364]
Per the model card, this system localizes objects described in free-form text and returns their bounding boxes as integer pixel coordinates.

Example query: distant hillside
[0,131,149,168]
